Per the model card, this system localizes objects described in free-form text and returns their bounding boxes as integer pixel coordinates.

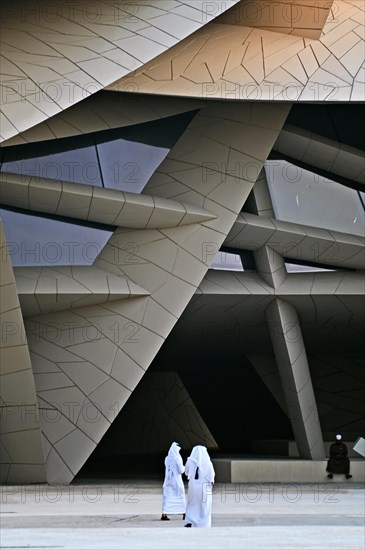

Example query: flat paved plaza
[1,481,364,549]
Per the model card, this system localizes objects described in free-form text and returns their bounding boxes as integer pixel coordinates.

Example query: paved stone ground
[1,481,364,549]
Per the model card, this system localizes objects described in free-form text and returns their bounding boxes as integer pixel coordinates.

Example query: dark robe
[326,441,350,474]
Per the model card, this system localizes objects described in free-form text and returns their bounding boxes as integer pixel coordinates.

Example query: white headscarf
[163,442,184,486]
[185,445,215,484]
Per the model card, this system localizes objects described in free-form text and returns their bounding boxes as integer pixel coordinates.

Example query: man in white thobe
[184,445,215,527]
[161,442,186,521]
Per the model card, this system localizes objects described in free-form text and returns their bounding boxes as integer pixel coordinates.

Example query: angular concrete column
[265,298,325,459]
[0,221,46,483]
[250,170,275,219]
[251,170,287,289]
[254,246,287,289]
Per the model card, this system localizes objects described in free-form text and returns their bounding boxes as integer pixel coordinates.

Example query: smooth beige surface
[0,173,217,228]
[0,0,362,147]
[0,0,240,142]
[111,0,364,101]
[215,0,334,38]
[14,266,150,317]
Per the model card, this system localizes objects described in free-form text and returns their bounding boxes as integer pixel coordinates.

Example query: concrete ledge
[251,440,361,458]
[212,459,365,483]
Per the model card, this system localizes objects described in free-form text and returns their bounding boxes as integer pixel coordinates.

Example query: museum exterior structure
[0,0,364,484]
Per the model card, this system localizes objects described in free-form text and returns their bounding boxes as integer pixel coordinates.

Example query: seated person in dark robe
[326,434,352,479]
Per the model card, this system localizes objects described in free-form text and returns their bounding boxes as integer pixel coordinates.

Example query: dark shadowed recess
[286,104,365,152]
[77,329,293,480]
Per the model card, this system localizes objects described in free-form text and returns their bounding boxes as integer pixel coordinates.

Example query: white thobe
[162,462,186,514]
[185,473,213,527]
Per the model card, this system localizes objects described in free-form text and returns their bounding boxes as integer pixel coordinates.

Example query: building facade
[0,0,364,483]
